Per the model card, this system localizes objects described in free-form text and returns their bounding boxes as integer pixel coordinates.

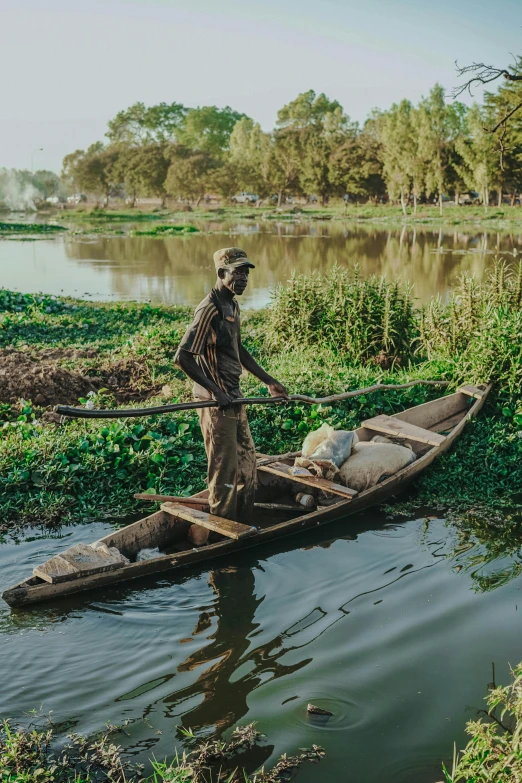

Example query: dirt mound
[0,350,161,406]
[99,358,160,402]
[0,350,102,406]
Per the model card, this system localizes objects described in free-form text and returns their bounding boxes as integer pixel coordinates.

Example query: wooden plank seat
[361,415,446,447]
[161,503,255,540]
[458,384,485,400]
[33,543,128,584]
[257,462,358,499]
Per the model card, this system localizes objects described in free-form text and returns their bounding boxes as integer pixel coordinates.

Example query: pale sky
[1,0,520,173]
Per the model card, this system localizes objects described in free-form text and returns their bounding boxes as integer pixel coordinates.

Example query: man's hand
[267,378,289,399]
[214,390,234,409]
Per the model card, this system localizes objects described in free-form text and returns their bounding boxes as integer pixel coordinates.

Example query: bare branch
[484,99,522,134]
[452,61,522,99]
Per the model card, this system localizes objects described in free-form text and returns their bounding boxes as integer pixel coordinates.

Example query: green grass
[55,201,522,229]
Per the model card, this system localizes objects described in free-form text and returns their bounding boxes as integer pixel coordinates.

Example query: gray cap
[213,247,255,271]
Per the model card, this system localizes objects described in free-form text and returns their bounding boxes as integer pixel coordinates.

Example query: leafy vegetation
[443,662,522,783]
[0,717,323,782]
[0,260,521,528]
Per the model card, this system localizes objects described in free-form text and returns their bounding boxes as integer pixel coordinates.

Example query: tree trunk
[439,192,443,216]
[484,186,489,213]
[277,191,283,207]
[498,189,502,207]
[511,190,517,207]
[400,189,407,216]
[196,195,203,207]
[413,192,417,215]
[455,190,460,207]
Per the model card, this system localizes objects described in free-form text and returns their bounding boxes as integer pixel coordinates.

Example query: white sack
[301,423,334,457]
[306,430,359,468]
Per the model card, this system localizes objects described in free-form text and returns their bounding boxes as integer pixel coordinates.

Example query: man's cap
[213,247,255,271]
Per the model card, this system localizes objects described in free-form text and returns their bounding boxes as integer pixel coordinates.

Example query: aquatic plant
[0,717,324,782]
[443,662,522,783]
[131,224,200,236]
[0,222,67,235]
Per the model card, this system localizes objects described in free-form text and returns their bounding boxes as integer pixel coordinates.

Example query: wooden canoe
[2,384,490,608]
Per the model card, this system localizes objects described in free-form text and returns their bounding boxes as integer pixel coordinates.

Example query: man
[175,247,288,524]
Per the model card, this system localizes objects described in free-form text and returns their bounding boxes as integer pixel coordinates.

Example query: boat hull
[2,386,490,608]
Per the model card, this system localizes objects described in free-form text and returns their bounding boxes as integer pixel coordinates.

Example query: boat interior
[95,386,484,562]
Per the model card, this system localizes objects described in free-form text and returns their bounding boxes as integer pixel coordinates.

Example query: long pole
[55,380,450,420]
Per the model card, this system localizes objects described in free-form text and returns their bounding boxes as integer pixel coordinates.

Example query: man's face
[221,265,250,296]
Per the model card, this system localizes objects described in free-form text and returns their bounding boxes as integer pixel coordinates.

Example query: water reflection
[2,221,522,306]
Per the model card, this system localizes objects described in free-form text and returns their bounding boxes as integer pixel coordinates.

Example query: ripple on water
[290,694,363,732]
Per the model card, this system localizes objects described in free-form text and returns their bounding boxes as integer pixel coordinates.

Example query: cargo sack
[338,439,416,493]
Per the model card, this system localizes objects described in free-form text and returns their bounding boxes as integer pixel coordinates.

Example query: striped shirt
[176,289,243,399]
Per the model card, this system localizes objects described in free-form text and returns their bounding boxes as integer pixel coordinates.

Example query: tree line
[62,65,522,211]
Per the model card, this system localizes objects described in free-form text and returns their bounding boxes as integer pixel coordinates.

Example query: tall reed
[267,264,418,364]
[267,260,522,394]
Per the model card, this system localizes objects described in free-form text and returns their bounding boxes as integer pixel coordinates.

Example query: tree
[455,104,500,210]
[483,76,522,204]
[229,117,273,199]
[276,90,351,204]
[277,89,343,129]
[32,170,60,200]
[165,147,220,205]
[378,100,416,214]
[112,144,171,207]
[62,143,120,204]
[177,106,248,157]
[106,102,186,144]
[271,129,302,206]
[329,118,385,202]
[416,85,461,215]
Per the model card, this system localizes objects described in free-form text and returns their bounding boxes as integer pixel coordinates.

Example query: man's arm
[239,343,288,398]
[176,349,233,408]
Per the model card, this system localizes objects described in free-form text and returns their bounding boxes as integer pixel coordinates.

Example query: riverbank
[0,264,521,534]
[28,201,522,231]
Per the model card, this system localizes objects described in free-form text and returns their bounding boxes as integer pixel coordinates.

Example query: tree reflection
[63,222,522,306]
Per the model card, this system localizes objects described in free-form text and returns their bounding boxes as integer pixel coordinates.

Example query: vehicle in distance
[231,192,259,203]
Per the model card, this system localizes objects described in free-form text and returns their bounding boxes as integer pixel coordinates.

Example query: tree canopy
[61,78,522,208]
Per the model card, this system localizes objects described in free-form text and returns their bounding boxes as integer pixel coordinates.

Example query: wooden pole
[55,380,450,420]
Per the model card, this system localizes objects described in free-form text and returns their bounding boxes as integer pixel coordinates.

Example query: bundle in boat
[293,426,416,492]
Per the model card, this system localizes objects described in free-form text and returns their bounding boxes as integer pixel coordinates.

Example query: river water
[1,511,522,782]
[2,218,522,780]
[2,218,522,305]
